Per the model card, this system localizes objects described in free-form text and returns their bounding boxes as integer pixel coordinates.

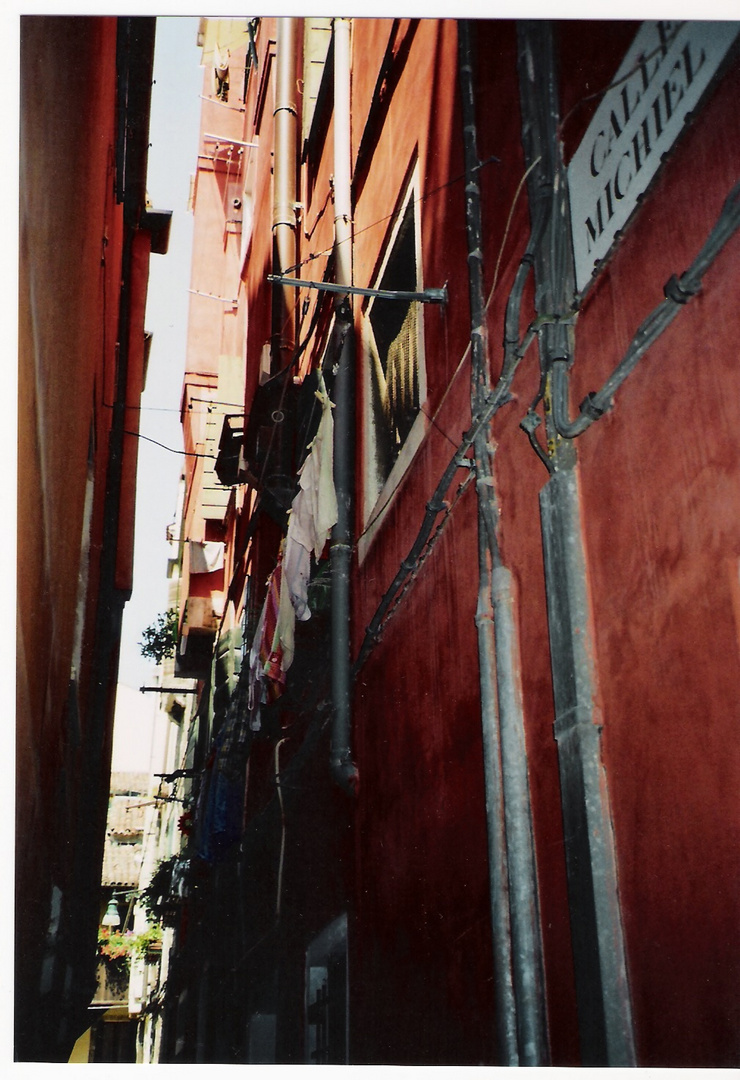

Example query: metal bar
[139,686,200,694]
[267,274,447,304]
[188,289,238,304]
[203,133,258,147]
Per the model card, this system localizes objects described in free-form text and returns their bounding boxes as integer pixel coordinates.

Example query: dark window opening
[366,198,420,497]
[305,914,348,1065]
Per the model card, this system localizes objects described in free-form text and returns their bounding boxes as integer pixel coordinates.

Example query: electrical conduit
[459,19,549,1065]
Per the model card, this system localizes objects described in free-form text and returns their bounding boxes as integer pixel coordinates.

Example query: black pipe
[329,299,359,795]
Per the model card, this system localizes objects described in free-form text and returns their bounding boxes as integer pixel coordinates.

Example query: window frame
[358,163,428,562]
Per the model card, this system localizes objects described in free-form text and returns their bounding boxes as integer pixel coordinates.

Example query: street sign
[568,20,740,295]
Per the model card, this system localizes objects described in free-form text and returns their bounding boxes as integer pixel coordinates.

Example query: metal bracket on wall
[267,274,447,304]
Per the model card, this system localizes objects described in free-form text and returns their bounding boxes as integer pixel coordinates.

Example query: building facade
[17,16,169,1061]
[157,17,739,1066]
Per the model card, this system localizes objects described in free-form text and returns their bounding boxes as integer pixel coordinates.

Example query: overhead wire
[124,430,217,460]
[282,153,500,278]
[557,33,686,138]
[353,156,547,650]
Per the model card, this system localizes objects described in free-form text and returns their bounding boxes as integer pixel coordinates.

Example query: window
[305,914,348,1064]
[302,19,333,156]
[361,176,426,538]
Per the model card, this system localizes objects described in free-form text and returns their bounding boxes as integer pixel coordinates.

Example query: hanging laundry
[281,380,338,629]
[288,382,338,560]
[247,556,288,732]
[247,598,267,730]
[246,381,339,716]
[194,731,245,863]
[213,45,230,101]
[260,556,287,695]
[189,540,225,574]
[282,535,312,623]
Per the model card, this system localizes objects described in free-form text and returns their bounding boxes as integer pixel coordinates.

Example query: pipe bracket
[664,272,699,305]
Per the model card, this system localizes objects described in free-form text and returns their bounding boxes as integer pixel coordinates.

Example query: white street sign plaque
[568,20,740,296]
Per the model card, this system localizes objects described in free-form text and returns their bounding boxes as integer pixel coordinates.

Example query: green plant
[132,924,163,957]
[98,924,164,963]
[139,608,179,664]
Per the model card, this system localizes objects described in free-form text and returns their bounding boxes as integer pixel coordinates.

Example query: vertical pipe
[539,471,635,1066]
[517,20,636,1066]
[474,526,519,1064]
[458,19,548,1065]
[459,18,516,1063]
[491,565,548,1064]
[333,18,353,291]
[329,17,358,795]
[273,18,297,358]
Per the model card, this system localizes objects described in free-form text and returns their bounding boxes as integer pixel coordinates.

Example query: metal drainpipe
[459,20,548,1066]
[329,16,359,795]
[516,20,636,1067]
[273,17,298,359]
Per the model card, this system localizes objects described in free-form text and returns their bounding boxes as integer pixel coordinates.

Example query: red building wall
[18,16,161,1060]
[170,17,739,1067]
[559,32,740,1064]
[347,17,740,1066]
[345,18,576,1065]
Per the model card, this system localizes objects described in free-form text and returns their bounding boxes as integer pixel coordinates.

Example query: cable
[557,34,686,139]
[283,153,500,278]
[490,156,541,303]
[274,737,289,918]
[550,180,740,439]
[105,402,223,414]
[124,430,217,460]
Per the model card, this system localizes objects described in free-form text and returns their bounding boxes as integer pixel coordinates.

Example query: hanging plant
[98,927,134,964]
[140,854,184,923]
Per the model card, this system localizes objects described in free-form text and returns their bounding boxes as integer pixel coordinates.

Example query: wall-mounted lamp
[101,898,121,928]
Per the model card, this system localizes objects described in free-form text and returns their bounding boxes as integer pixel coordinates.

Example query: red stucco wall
[18,12,120,953]
[565,40,740,1065]
[204,16,739,1066]
[347,18,739,1066]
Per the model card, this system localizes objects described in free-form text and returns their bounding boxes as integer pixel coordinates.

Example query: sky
[116,16,204,692]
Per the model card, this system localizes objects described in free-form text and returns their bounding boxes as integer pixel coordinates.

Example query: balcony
[91,959,129,1007]
[176,596,220,679]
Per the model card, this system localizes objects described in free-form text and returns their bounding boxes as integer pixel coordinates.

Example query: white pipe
[272,18,297,356]
[333,17,352,291]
